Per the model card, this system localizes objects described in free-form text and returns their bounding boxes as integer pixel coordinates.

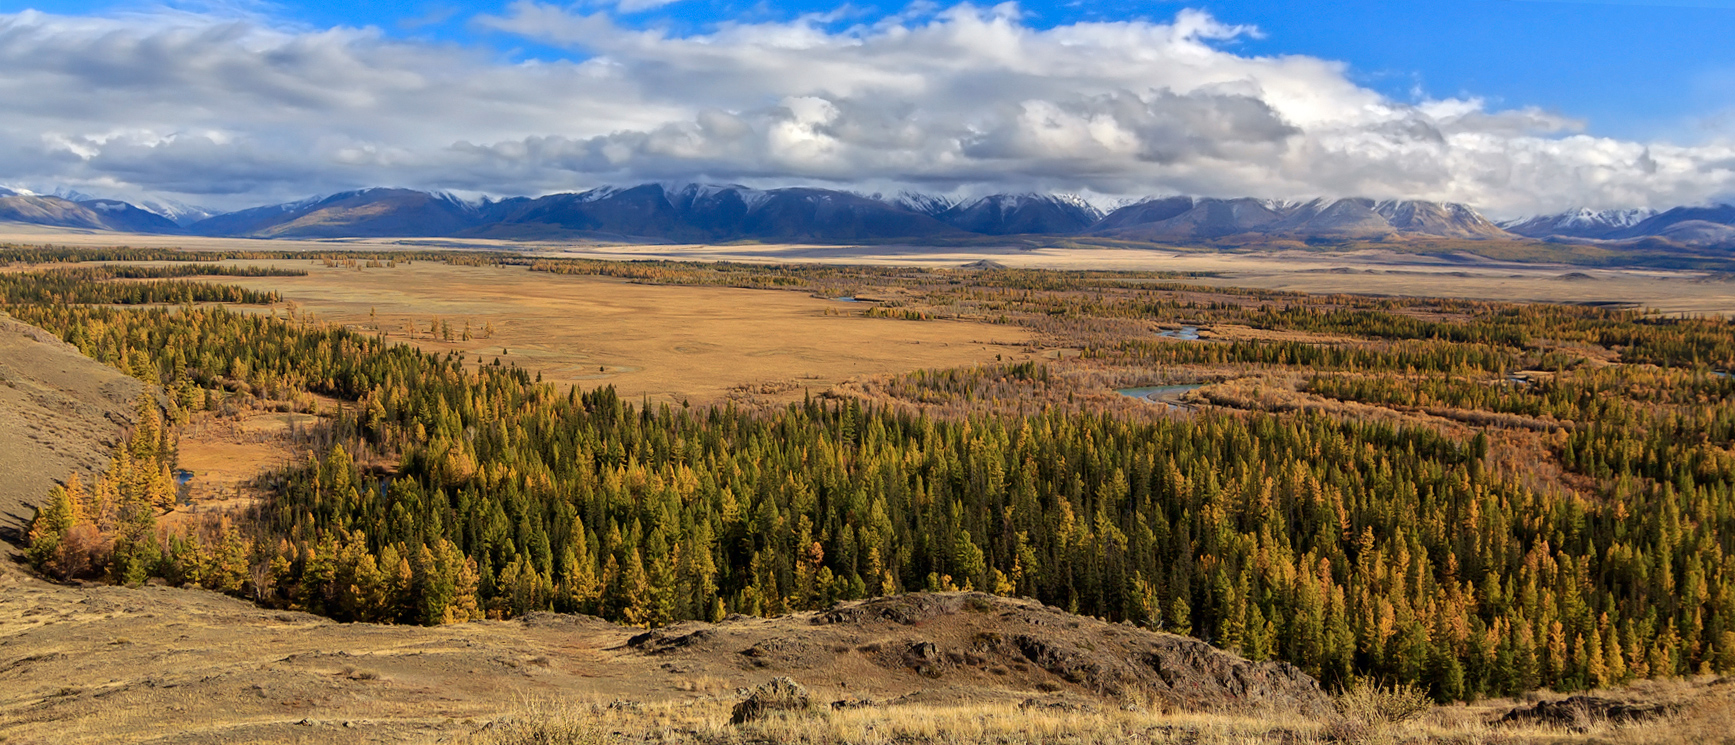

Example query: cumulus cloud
[0,3,1731,216]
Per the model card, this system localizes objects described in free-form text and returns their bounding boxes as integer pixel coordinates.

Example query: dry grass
[206,259,1035,406]
[456,697,1327,745]
[6,225,1731,315]
[456,678,1735,745]
[169,408,320,511]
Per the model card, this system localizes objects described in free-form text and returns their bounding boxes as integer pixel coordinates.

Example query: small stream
[1116,384,1203,409]
[1156,326,1201,340]
[173,469,194,506]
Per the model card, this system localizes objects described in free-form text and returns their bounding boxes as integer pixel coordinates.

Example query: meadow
[6,242,1735,743]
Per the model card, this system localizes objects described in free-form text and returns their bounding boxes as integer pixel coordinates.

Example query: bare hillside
[0,579,1324,744]
[0,312,148,548]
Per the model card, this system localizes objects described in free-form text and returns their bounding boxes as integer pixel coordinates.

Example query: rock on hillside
[630,592,1331,715]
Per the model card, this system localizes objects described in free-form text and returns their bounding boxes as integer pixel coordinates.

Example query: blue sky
[14,0,1733,141]
[2,0,1733,212]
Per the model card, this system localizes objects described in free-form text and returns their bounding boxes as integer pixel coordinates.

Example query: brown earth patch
[0,581,1327,744]
[200,260,1037,407]
[0,311,150,551]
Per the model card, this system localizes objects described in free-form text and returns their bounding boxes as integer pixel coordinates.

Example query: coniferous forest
[12,250,1735,704]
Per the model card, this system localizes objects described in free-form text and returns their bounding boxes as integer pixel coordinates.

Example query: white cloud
[614,0,687,13]
[0,4,1731,216]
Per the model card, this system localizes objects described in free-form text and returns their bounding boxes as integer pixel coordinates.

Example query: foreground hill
[0,571,1333,743]
[0,310,149,547]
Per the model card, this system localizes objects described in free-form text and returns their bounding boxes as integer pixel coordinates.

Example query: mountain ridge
[10,182,1735,248]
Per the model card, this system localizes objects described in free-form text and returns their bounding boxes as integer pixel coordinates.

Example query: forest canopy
[10,248,1735,704]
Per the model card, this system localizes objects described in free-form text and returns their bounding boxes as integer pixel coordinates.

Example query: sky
[2,0,1734,217]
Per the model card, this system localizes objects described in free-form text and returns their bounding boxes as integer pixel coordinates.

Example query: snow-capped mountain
[937,193,1104,235]
[1501,208,1660,239]
[880,191,957,217]
[186,188,487,238]
[1090,197,1509,241]
[10,185,219,227]
[0,191,182,233]
[6,178,1728,248]
[131,198,218,227]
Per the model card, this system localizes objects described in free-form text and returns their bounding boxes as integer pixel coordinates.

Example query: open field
[170,409,322,516]
[191,260,1036,406]
[6,225,1734,314]
[8,245,1735,744]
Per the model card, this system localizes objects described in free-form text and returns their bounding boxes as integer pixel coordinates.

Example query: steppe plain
[6,225,1734,315]
[5,227,1735,744]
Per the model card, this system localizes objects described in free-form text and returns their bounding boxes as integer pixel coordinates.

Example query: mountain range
[4,182,1733,248]
[1501,205,1735,247]
[0,186,184,234]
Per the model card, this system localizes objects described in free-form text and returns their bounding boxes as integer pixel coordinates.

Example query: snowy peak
[880,191,957,217]
[1094,197,1510,241]
[131,198,217,227]
[1502,205,1735,246]
[936,193,1104,235]
[1502,208,1661,239]
[0,192,182,233]
[15,180,1730,248]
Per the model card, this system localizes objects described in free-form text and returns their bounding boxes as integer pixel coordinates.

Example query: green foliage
[0,267,284,305]
[11,250,1735,705]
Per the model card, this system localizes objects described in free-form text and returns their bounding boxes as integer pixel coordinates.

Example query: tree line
[11,255,1735,705]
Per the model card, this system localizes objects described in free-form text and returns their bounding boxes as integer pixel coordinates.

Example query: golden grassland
[187,259,1038,406]
[5,226,1735,315]
[465,678,1735,745]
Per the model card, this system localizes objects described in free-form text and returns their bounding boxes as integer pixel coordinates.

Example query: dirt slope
[0,581,1323,744]
[0,311,149,548]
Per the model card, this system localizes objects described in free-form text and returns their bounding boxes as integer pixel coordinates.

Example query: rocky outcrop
[813,593,1331,714]
[730,677,814,724]
[1497,695,1681,730]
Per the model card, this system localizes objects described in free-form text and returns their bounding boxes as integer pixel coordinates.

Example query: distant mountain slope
[187,188,484,238]
[882,191,957,217]
[936,194,1103,235]
[1502,205,1735,247]
[0,193,182,233]
[475,183,960,242]
[1502,208,1658,239]
[1615,204,1735,243]
[1374,200,1509,239]
[19,179,1734,248]
[131,198,217,227]
[1090,197,1508,241]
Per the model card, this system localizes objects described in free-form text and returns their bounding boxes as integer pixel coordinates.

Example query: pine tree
[25,485,79,576]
